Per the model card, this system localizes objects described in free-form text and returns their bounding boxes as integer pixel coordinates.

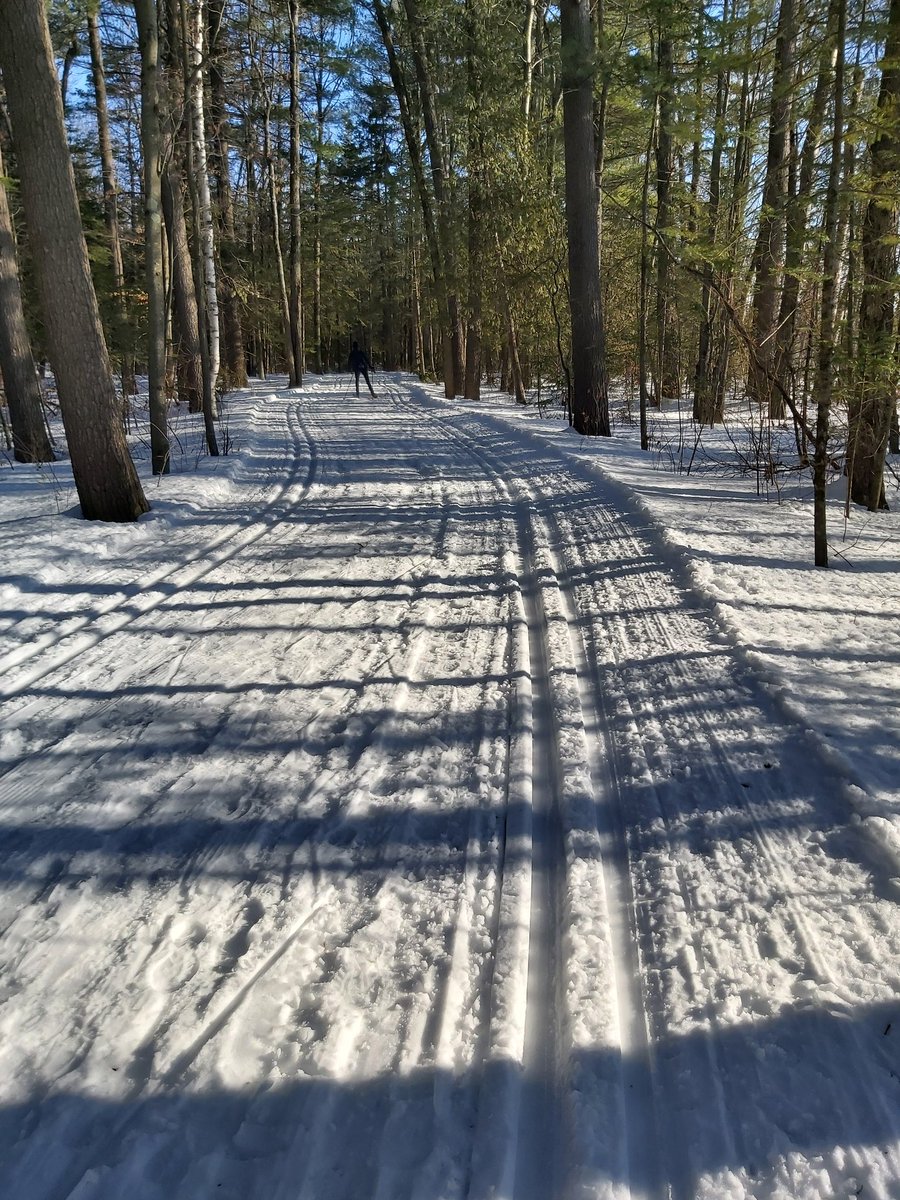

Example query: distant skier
[348,341,375,397]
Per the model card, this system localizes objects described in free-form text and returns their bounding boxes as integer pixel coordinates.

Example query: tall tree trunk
[494,234,525,405]
[848,0,900,510]
[60,34,80,116]
[774,0,837,397]
[287,0,304,387]
[694,43,730,425]
[0,140,54,462]
[162,163,204,411]
[0,0,148,520]
[312,24,326,375]
[134,0,169,474]
[811,0,846,564]
[186,0,220,401]
[162,0,203,412]
[749,0,794,417]
[372,0,451,387]
[523,0,537,121]
[207,0,247,389]
[400,0,464,397]
[640,109,655,446]
[88,11,136,399]
[263,101,294,379]
[464,0,483,400]
[592,0,612,414]
[654,32,679,401]
[560,0,609,435]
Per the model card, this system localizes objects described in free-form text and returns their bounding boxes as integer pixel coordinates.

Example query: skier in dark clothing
[348,342,375,396]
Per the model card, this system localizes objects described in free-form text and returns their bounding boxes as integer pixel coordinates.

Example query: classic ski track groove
[386,383,663,1199]
[0,397,316,702]
[552,490,900,1176]
[0,401,317,791]
[36,578,438,1200]
[7,380,899,1200]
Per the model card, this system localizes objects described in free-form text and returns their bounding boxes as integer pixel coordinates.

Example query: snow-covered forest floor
[0,375,898,1199]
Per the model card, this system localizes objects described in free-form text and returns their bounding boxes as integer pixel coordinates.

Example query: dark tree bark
[372,0,452,389]
[287,0,304,387]
[560,0,609,435]
[748,0,794,417]
[60,34,80,116]
[775,1,837,396]
[848,0,900,511]
[0,140,54,463]
[0,0,148,520]
[654,32,679,401]
[134,0,169,475]
[694,54,728,426]
[464,0,483,400]
[161,0,204,413]
[639,109,655,446]
[811,0,846,565]
[163,163,204,412]
[311,19,328,376]
[88,11,136,399]
[400,0,465,397]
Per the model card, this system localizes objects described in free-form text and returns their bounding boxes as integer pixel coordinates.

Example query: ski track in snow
[0,377,898,1200]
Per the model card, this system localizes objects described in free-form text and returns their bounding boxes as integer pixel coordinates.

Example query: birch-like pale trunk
[208,0,247,389]
[188,0,219,397]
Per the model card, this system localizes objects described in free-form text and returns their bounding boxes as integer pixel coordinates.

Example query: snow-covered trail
[0,377,898,1200]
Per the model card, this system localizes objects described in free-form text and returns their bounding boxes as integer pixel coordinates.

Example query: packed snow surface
[1,376,898,1200]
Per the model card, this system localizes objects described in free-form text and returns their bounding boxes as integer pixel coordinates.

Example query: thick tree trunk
[848,0,900,511]
[0,139,54,458]
[749,0,794,417]
[0,141,54,462]
[0,0,148,520]
[560,0,609,436]
[134,0,169,475]
[161,0,204,413]
[162,164,204,412]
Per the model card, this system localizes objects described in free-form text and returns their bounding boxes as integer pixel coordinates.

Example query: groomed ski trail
[0,377,898,1200]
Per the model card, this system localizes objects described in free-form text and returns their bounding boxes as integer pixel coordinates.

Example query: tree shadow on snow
[0,1002,897,1200]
